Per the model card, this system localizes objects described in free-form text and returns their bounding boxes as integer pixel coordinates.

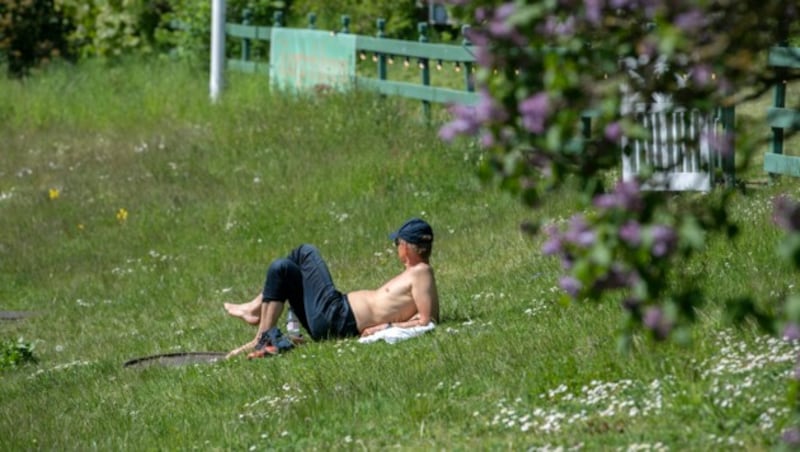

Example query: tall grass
[1,57,799,450]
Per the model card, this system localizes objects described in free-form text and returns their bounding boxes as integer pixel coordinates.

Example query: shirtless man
[225,218,439,358]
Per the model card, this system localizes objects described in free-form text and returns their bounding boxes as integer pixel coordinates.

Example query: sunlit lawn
[1,57,800,450]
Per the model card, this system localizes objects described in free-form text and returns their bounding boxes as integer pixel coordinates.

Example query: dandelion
[48,188,60,200]
[116,208,128,223]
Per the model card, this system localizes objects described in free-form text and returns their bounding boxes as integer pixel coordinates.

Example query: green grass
[1,57,800,450]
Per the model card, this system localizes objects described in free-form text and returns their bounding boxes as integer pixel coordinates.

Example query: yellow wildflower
[48,188,60,200]
[116,208,128,223]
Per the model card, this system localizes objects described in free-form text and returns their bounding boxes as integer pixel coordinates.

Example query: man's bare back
[348,262,439,336]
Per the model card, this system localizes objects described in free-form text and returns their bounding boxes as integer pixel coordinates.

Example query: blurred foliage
[0,0,74,76]
[0,0,473,75]
[156,0,288,68]
[288,0,421,38]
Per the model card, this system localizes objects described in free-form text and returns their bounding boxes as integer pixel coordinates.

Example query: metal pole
[210,0,226,103]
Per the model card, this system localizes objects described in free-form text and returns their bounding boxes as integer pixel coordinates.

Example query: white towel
[357,322,436,344]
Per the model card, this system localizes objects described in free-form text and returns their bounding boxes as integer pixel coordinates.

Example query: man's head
[390,218,434,260]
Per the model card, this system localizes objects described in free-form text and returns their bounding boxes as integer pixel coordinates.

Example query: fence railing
[225,11,479,112]
[764,45,800,177]
[222,10,739,191]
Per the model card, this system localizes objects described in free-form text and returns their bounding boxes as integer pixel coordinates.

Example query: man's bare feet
[224,302,260,325]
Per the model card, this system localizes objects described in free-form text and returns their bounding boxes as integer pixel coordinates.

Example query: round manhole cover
[124,352,227,368]
[0,311,34,321]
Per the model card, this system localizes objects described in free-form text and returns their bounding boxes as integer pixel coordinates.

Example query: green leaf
[679,216,706,251]
[591,243,612,267]
[786,294,800,323]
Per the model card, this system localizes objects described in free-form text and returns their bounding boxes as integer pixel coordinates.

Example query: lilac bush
[441,0,798,334]
[441,0,800,442]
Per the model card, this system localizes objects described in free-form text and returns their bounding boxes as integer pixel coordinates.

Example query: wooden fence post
[461,25,474,92]
[418,22,431,122]
[376,18,387,81]
[241,8,251,62]
[768,18,790,180]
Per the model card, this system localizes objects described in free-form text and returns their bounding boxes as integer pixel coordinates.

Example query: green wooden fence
[223,11,744,189]
[764,45,800,177]
[225,11,479,111]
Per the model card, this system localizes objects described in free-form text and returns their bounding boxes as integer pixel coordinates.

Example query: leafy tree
[58,0,157,58]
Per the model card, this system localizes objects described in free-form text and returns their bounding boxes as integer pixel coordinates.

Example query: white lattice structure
[621,98,726,192]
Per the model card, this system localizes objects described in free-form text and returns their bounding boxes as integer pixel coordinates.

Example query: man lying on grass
[225,218,440,359]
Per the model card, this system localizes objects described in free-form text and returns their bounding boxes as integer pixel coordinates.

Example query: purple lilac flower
[593,181,643,212]
[542,225,564,256]
[593,193,617,210]
[643,306,672,339]
[560,276,582,296]
[690,64,713,87]
[474,7,488,23]
[541,15,577,37]
[480,3,529,46]
[479,132,495,148]
[463,27,490,47]
[584,0,603,25]
[604,121,623,143]
[476,88,509,123]
[439,89,509,142]
[519,93,551,134]
[619,220,642,246]
[650,224,678,257]
[784,323,800,341]
[705,130,734,158]
[782,428,800,446]
[674,9,706,32]
[794,353,800,380]
[439,103,480,142]
[564,215,596,248]
[616,181,643,211]
[773,195,800,232]
[639,0,660,18]
[474,45,495,68]
[488,5,516,38]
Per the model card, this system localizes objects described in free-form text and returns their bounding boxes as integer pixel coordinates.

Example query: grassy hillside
[1,57,799,450]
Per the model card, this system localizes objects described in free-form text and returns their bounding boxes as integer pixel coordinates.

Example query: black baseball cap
[389,218,434,245]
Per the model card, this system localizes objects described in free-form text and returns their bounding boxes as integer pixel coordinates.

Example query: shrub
[288,0,420,38]
[0,337,36,370]
[155,0,287,67]
[0,0,73,76]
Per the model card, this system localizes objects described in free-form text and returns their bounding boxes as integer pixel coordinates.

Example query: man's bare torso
[347,263,438,332]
